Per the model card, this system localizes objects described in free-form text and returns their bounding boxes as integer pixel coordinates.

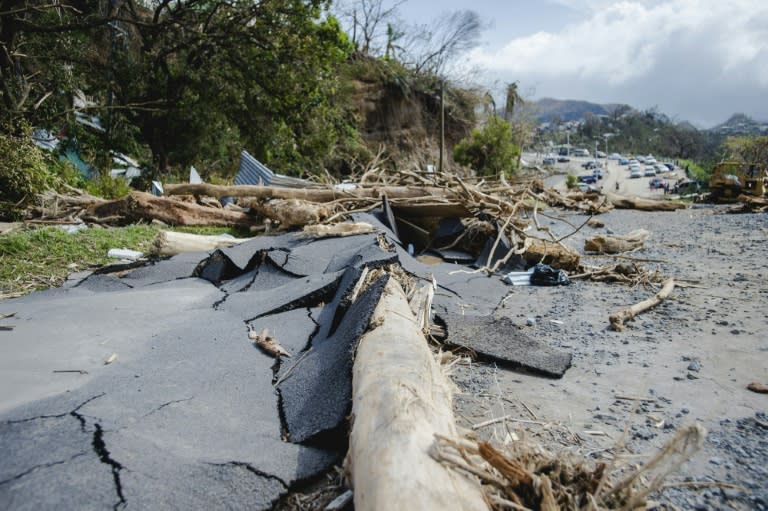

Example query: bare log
[247,198,329,228]
[348,279,486,511]
[165,183,456,202]
[152,231,253,257]
[87,192,256,227]
[607,193,687,211]
[523,239,581,271]
[609,278,675,331]
[585,229,651,254]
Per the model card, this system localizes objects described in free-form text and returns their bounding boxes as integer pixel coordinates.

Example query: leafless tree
[403,10,482,76]
[335,0,405,56]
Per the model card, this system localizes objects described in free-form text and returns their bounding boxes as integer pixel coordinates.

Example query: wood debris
[747,382,768,394]
[249,327,291,358]
[430,423,705,510]
[609,278,675,331]
[584,229,651,254]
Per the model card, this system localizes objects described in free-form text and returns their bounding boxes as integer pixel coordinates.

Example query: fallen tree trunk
[523,239,581,272]
[348,279,486,511]
[609,278,675,331]
[585,228,651,254]
[607,193,687,211]
[165,183,457,202]
[152,231,253,257]
[88,191,256,227]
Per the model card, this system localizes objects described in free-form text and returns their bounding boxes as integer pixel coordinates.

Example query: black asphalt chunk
[0,306,339,509]
[349,212,400,246]
[196,250,243,284]
[277,274,390,444]
[324,238,398,274]
[75,273,133,292]
[312,266,363,342]
[121,251,209,287]
[432,248,475,264]
[438,313,572,378]
[429,262,510,316]
[249,260,300,290]
[218,271,342,321]
[381,195,401,241]
[219,232,302,271]
[219,268,259,294]
[247,307,320,357]
[280,236,370,276]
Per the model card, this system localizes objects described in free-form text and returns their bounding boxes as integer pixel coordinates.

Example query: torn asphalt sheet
[438,313,572,378]
[0,212,572,508]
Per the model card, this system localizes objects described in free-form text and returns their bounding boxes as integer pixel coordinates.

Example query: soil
[451,165,768,510]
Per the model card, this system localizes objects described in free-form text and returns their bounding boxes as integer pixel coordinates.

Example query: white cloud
[471,0,768,125]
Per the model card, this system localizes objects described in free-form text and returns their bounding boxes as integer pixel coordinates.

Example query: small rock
[730,329,740,335]
[709,457,722,465]
[681,408,690,414]
[526,317,536,326]
[687,359,702,372]
[687,372,699,380]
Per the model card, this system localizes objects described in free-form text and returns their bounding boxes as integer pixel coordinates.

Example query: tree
[404,10,481,76]
[453,115,519,177]
[337,0,404,56]
[722,135,768,164]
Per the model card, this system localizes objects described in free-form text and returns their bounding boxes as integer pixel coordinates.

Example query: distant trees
[722,135,768,164]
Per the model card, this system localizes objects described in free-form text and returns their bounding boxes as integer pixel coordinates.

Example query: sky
[395,0,768,127]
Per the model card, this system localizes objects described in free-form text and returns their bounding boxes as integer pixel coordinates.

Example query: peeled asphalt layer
[0,211,570,509]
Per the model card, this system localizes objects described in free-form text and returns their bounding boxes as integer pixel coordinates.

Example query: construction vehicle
[708,161,767,201]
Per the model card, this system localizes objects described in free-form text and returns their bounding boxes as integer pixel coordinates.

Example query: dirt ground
[451,196,768,509]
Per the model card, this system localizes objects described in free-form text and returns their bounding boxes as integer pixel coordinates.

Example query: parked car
[629,163,641,172]
[557,156,570,162]
[543,157,556,165]
[649,177,665,189]
[646,157,657,165]
[618,158,629,165]
[578,174,597,184]
[573,148,590,157]
[595,151,606,158]
[654,164,666,174]
[630,168,643,178]
[664,162,675,171]
[628,159,639,166]
[644,166,656,177]
[608,153,622,160]
[582,160,599,169]
[577,183,600,193]
[637,156,646,163]
[592,168,604,179]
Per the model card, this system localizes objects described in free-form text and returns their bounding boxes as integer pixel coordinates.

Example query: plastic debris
[107,248,144,260]
[530,263,571,286]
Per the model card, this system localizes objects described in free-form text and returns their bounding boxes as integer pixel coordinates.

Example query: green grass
[0,224,251,297]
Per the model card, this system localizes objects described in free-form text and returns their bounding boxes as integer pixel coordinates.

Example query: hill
[521,98,631,122]
[708,113,768,136]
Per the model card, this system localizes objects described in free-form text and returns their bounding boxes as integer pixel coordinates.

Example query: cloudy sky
[397,0,768,127]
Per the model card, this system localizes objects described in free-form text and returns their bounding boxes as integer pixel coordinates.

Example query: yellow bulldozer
[708,161,768,201]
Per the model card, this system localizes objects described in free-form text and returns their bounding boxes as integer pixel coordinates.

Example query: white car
[630,168,643,178]
[637,156,646,163]
[644,166,656,176]
[646,157,657,165]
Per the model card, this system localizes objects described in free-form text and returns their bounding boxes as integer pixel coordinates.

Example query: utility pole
[438,81,444,173]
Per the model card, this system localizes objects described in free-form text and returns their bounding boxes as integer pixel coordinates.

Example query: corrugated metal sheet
[235,151,317,188]
[235,151,274,186]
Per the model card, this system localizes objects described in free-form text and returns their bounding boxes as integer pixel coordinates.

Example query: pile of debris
[0,167,700,510]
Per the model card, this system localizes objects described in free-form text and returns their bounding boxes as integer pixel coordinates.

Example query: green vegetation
[453,116,520,177]
[565,174,578,189]
[0,224,252,296]
[0,225,157,295]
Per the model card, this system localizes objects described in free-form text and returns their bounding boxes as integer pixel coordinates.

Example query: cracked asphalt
[0,211,573,509]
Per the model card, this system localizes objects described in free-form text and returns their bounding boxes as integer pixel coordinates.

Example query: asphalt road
[529,153,682,199]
